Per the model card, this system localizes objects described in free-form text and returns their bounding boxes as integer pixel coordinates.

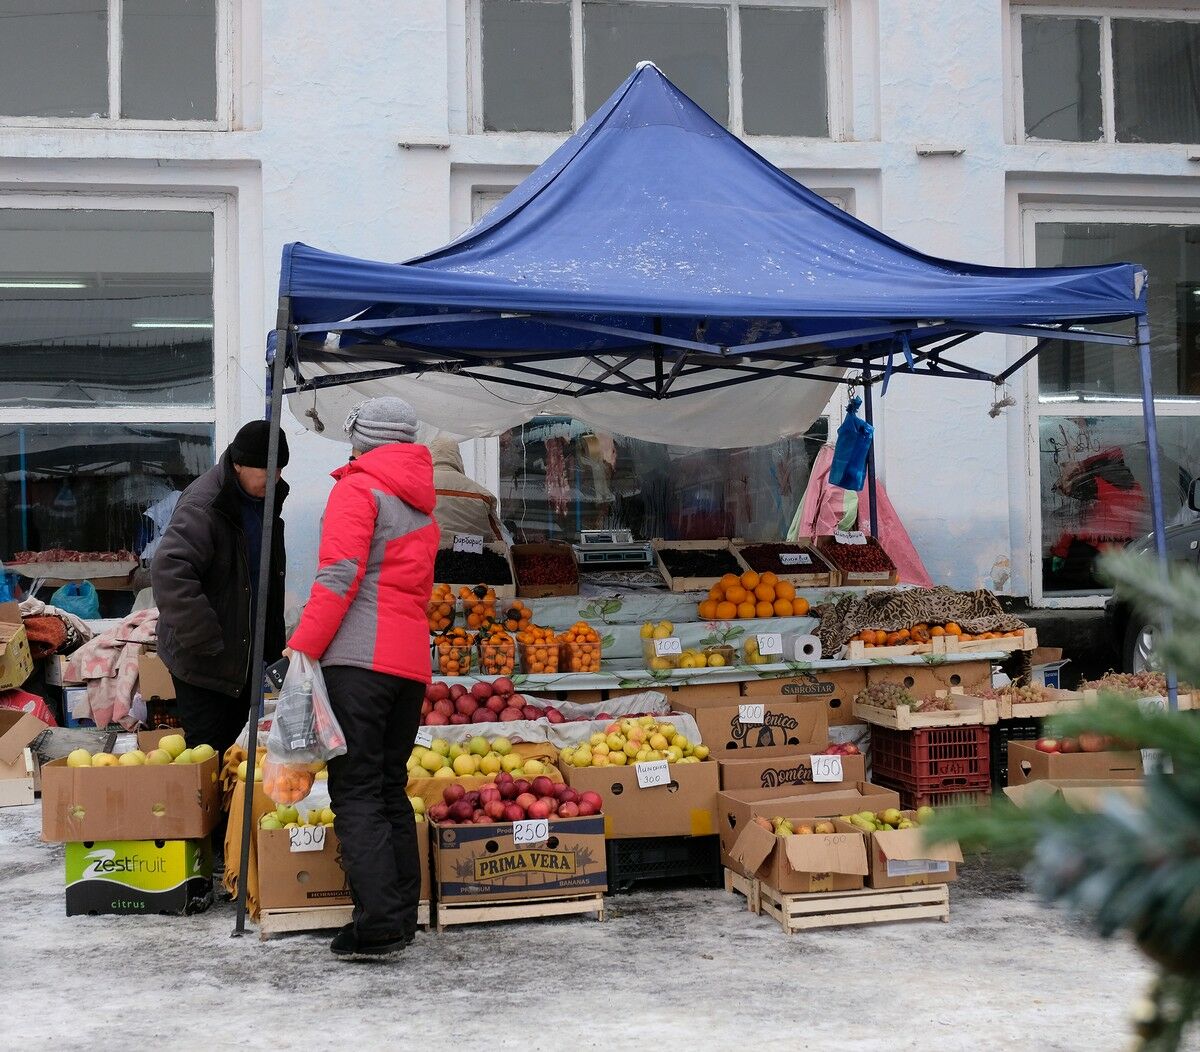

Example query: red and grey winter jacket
[289,444,439,683]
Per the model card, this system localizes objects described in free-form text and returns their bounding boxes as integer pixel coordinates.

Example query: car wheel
[1123,617,1159,674]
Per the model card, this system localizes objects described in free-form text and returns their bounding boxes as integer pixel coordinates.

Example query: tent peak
[635,60,661,72]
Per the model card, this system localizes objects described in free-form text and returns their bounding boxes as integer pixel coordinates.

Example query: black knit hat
[230,420,290,469]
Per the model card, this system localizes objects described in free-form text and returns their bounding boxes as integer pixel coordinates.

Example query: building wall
[2,0,1196,615]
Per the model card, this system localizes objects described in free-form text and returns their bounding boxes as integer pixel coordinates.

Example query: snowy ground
[1,802,1165,1052]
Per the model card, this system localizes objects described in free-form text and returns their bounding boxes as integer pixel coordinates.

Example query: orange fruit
[708,584,724,600]
[720,573,740,589]
[740,570,760,590]
[760,572,779,588]
[716,601,737,620]
[755,601,774,618]
[724,585,747,605]
[753,583,775,602]
[792,597,810,617]
[698,599,719,619]
[873,630,887,646]
[736,601,756,619]
[775,581,796,601]
[773,599,794,617]
[930,625,945,637]
[944,622,962,636]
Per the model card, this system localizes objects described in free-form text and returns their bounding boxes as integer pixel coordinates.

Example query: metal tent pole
[1135,316,1179,712]
[233,299,292,935]
[861,358,880,538]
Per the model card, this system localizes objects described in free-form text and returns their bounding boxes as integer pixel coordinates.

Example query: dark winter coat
[151,450,288,696]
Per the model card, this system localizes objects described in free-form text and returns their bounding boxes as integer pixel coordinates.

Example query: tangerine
[740,570,761,590]
[698,599,719,620]
[753,583,775,602]
[736,601,756,619]
[755,601,774,618]
[760,572,779,588]
[774,599,794,617]
[716,601,737,620]
[792,597,810,617]
[719,573,740,589]
[775,581,796,601]
[724,585,748,605]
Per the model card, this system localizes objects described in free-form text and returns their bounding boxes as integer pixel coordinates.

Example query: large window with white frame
[0,199,230,566]
[1024,206,1200,601]
[0,0,233,128]
[1015,6,1200,144]
[471,0,839,138]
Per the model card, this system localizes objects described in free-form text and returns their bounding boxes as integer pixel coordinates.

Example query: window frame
[467,0,843,140]
[0,0,237,131]
[0,192,236,459]
[1019,202,1200,607]
[1012,4,1200,146]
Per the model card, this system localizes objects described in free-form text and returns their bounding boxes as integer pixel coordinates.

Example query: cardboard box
[718,746,865,791]
[717,781,901,869]
[0,602,33,691]
[432,814,607,902]
[852,811,963,889]
[729,816,868,894]
[865,660,992,699]
[44,655,83,688]
[673,697,828,752]
[0,709,48,807]
[137,652,176,701]
[740,668,865,726]
[1004,778,1146,811]
[564,760,720,839]
[257,818,431,910]
[41,752,220,843]
[64,838,213,916]
[1007,741,1142,786]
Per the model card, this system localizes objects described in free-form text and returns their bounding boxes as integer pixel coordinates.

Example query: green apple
[479,754,501,775]
[433,766,455,780]
[157,734,186,759]
[468,735,489,757]
[409,796,425,816]
[448,743,466,761]
[490,737,512,756]
[118,750,147,766]
[66,748,92,768]
[145,749,172,765]
[319,807,335,824]
[523,759,545,776]
[499,753,522,773]
[420,751,444,773]
[430,738,450,757]
[173,748,195,765]
[259,814,282,830]
[237,760,249,781]
[191,743,216,763]
[275,805,300,824]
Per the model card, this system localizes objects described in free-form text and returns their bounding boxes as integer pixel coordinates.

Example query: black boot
[330,923,412,960]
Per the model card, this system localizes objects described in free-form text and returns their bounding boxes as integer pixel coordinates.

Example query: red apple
[471,681,492,701]
[515,792,537,811]
[842,743,860,755]
[500,707,524,722]
[531,776,555,798]
[539,796,559,815]
[443,783,466,804]
[434,698,454,718]
[503,803,525,822]
[577,801,598,816]
[553,783,573,800]
[558,787,579,805]
[425,711,449,726]
[485,695,506,714]
[514,779,531,795]
[507,694,526,709]
[428,801,450,822]
[449,800,474,823]
[527,799,552,820]
[449,683,468,700]
[420,699,432,717]
[492,677,515,696]
[484,800,506,820]
[546,708,565,725]
[469,709,492,724]
[455,695,478,716]
[449,713,469,725]
[579,790,603,811]
[1078,732,1107,753]
[496,770,514,783]
[1060,738,1080,754]
[1034,738,1060,753]
[479,784,501,801]
[521,705,541,722]
[498,781,519,801]
[558,801,580,818]
[428,682,450,702]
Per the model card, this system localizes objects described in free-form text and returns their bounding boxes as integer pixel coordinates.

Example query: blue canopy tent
[234,64,1174,931]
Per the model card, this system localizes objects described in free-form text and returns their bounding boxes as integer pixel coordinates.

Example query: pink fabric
[797,445,933,588]
[65,609,158,730]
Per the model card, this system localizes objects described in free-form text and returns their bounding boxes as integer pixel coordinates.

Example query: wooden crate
[435,892,605,931]
[813,537,899,587]
[1077,688,1197,712]
[258,901,431,941]
[511,542,579,598]
[651,539,747,593]
[933,628,1038,656]
[995,688,1085,720]
[730,538,838,589]
[436,541,517,600]
[853,693,999,729]
[724,868,949,933]
[845,639,934,661]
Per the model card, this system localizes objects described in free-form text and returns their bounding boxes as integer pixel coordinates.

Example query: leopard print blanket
[816,586,1026,653]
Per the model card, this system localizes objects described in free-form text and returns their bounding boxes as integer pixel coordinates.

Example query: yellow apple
[91,753,118,767]
[118,750,146,766]
[145,749,172,765]
[157,734,186,759]
[66,749,92,768]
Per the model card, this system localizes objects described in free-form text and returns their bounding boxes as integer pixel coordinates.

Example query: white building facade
[1,0,1197,615]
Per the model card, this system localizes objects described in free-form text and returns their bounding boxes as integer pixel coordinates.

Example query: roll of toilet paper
[787,634,822,661]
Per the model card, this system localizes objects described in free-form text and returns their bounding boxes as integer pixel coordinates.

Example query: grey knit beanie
[344,396,418,453]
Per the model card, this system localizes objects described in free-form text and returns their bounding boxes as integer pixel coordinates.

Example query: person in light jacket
[430,435,503,541]
[288,397,438,959]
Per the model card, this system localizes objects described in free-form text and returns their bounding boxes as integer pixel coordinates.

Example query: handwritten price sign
[653,637,683,656]
[453,533,485,554]
[288,825,327,853]
[809,754,844,783]
[635,759,671,789]
[512,819,550,846]
[738,704,765,725]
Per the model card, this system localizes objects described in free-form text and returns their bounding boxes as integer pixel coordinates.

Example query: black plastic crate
[605,835,722,893]
[990,717,1043,788]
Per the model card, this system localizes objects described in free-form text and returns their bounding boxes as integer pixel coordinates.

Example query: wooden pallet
[258,900,431,941]
[435,892,605,932]
[853,694,999,729]
[845,640,935,662]
[1077,688,1197,712]
[724,868,949,933]
[932,628,1038,656]
[651,538,745,593]
[994,688,1084,720]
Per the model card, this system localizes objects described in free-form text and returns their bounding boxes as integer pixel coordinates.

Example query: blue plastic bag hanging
[829,395,874,492]
[50,581,101,620]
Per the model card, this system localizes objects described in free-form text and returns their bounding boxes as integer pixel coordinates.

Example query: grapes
[976,684,1052,704]
[854,682,917,711]
[1081,671,1193,697]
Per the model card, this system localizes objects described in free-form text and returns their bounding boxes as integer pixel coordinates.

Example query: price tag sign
[779,552,812,566]
[512,818,550,846]
[834,530,868,546]
[414,727,434,747]
[1141,748,1174,775]
[653,637,683,656]
[288,825,327,853]
[452,533,485,554]
[635,759,671,789]
[1137,695,1167,714]
[756,633,783,656]
[810,754,844,783]
[738,703,765,725]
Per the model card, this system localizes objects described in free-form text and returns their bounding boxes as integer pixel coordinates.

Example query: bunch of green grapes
[855,682,917,711]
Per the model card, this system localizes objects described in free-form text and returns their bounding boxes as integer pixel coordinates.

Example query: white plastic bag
[266,653,346,764]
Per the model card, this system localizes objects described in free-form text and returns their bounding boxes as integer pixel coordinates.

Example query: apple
[118,750,146,766]
[539,796,558,815]
[842,743,860,755]
[471,681,492,701]
[1078,732,1108,753]
[479,754,502,774]
[577,801,599,816]
[531,776,555,797]
[485,695,506,714]
[479,784,501,803]
[484,799,507,820]
[191,744,217,763]
[455,696,478,717]
[492,677,514,696]
[472,709,494,723]
[498,781,519,801]
[66,749,92,768]
[276,804,300,824]
[449,800,474,823]
[428,682,450,702]
[491,737,513,756]
[1035,738,1060,753]
[91,753,118,767]
[259,814,282,830]
[579,790,603,811]
[515,792,537,811]
[449,684,468,700]
[443,783,466,804]
[145,749,172,765]
[499,707,524,722]
[434,699,454,718]
[521,705,541,722]
[425,712,449,726]
[513,779,531,794]
[558,801,580,818]
[527,799,552,820]
[508,694,526,709]
[503,803,525,822]
[428,801,450,822]
[420,699,432,717]
[546,708,565,725]
[500,754,523,773]
[157,734,187,759]
[473,812,491,824]
[450,713,470,725]
[1060,738,1080,754]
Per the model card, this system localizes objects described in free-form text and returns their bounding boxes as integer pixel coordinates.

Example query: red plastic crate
[873,774,992,810]
[870,724,990,787]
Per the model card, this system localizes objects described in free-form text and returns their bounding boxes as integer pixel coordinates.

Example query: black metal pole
[861,357,879,538]
[1135,316,1179,712]
[233,298,292,935]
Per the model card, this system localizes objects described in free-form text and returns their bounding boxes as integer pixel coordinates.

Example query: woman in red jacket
[289,396,438,959]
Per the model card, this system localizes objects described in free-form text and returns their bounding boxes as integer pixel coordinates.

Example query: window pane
[1021,16,1102,142]
[0,209,215,408]
[498,417,828,543]
[1040,416,1199,595]
[0,1,107,118]
[122,0,217,120]
[1113,19,1200,145]
[1035,222,1200,399]
[584,2,729,126]
[0,423,214,563]
[741,7,828,136]
[481,0,572,132]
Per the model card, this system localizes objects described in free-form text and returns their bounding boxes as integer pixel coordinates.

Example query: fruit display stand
[651,539,747,592]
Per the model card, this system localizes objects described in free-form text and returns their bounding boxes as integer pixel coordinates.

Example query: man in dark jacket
[151,422,289,835]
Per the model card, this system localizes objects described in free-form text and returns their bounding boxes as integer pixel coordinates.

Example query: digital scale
[572,529,655,572]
